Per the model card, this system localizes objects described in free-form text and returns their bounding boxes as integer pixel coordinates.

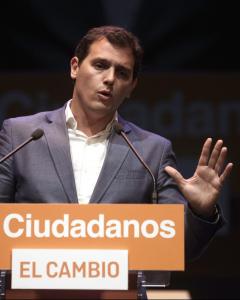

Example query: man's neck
[70,100,114,137]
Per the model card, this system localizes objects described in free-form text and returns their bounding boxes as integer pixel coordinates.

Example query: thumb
[165,166,185,186]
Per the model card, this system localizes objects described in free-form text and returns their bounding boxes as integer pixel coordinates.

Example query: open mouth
[97,90,112,100]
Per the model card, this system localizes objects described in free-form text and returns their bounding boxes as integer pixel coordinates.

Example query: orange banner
[0,204,184,271]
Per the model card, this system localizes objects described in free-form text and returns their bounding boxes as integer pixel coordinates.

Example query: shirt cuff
[188,204,220,223]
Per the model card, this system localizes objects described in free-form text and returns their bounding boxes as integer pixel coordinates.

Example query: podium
[0,271,139,299]
[0,204,184,299]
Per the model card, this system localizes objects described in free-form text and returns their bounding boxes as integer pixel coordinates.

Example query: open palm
[165,138,233,217]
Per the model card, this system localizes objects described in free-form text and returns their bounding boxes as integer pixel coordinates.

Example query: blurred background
[0,0,239,298]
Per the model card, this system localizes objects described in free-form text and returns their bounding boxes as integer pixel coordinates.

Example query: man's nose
[104,68,115,85]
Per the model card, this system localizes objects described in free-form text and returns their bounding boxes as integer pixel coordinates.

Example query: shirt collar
[65,100,118,138]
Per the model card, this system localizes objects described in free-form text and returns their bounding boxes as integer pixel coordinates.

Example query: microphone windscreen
[31,128,44,140]
[113,121,123,134]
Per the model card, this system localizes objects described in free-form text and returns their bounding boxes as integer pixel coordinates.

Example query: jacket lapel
[43,106,78,203]
[90,118,131,203]
[42,108,132,204]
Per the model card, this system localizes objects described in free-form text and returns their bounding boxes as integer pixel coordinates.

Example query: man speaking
[0,26,233,262]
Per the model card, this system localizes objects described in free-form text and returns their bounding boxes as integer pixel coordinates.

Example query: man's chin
[89,105,115,119]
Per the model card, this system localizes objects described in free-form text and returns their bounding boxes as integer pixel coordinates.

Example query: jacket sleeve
[156,139,225,261]
[0,119,15,202]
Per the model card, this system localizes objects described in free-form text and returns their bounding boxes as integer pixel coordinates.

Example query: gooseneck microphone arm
[0,127,44,296]
[0,128,44,164]
[113,121,158,204]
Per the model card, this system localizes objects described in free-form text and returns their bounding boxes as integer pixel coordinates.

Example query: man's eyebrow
[92,57,132,70]
[117,65,131,72]
[91,57,109,64]
[113,61,132,74]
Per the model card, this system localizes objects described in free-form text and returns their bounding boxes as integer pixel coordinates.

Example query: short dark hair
[74,26,143,80]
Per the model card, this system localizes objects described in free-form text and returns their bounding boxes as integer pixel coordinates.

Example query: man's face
[70,38,137,119]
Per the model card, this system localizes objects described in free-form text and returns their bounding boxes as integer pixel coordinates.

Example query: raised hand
[165,138,233,217]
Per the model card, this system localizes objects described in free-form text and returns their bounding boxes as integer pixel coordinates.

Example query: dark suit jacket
[0,104,224,261]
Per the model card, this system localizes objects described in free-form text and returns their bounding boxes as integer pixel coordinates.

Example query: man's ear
[70,57,79,79]
[127,78,138,98]
[132,78,138,90]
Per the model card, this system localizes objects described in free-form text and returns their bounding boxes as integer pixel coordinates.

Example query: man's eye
[118,70,130,80]
[94,62,106,70]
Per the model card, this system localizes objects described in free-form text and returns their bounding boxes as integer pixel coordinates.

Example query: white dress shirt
[65,100,116,204]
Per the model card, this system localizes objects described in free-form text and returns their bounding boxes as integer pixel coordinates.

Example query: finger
[165,166,185,187]
[220,163,233,184]
[215,147,227,174]
[198,138,212,166]
[208,140,223,169]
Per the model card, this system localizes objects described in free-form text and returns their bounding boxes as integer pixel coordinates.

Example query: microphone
[0,128,44,164]
[113,121,157,203]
